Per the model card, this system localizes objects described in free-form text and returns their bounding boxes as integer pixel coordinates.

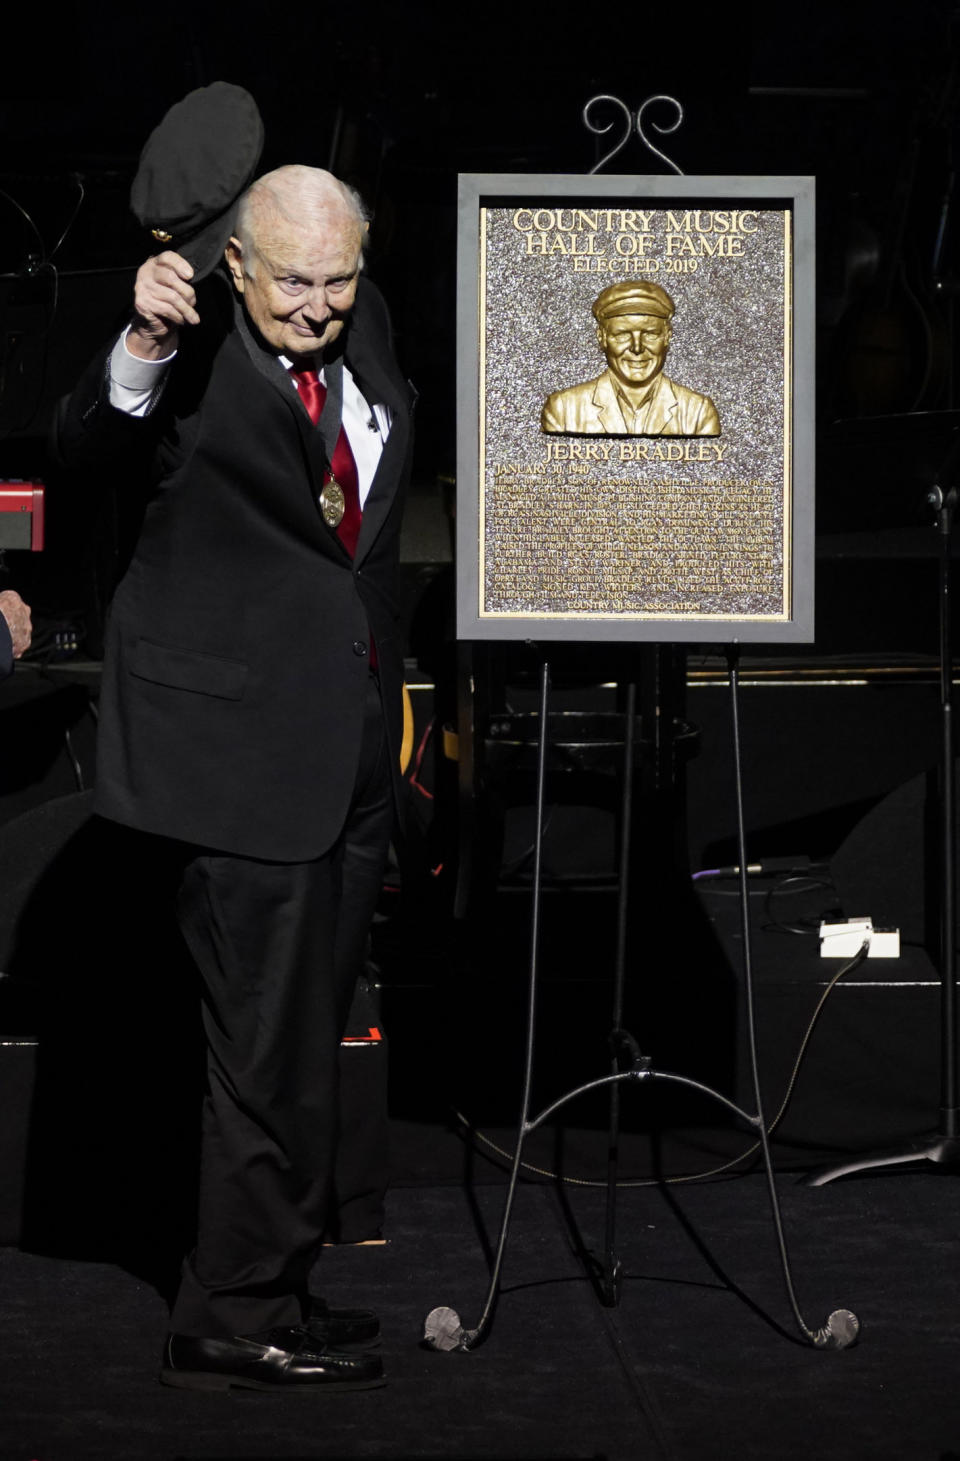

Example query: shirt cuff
[108,327,177,415]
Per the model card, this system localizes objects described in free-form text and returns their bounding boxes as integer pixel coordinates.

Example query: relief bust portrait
[540,280,720,437]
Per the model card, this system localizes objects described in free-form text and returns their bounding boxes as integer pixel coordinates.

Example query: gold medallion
[320,478,345,528]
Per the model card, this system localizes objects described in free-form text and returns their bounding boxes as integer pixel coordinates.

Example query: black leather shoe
[159,1326,385,1392]
[306,1296,380,1347]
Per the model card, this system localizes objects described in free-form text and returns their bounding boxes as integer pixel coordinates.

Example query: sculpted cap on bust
[592,280,674,323]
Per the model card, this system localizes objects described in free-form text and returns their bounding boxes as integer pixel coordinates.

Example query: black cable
[0,180,78,436]
[728,652,858,1348]
[450,938,870,1188]
[62,726,85,793]
[762,874,838,936]
[0,186,45,257]
[47,176,86,261]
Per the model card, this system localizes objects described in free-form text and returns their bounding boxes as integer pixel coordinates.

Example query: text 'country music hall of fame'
[477,203,793,629]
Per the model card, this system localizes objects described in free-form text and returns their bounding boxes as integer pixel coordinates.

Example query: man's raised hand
[128,251,199,359]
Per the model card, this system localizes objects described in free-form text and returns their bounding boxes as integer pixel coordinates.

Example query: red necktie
[290,368,362,558]
[291,367,376,668]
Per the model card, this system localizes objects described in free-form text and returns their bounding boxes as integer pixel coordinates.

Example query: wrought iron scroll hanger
[582,94,685,175]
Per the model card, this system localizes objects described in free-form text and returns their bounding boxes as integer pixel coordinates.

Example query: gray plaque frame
[456,172,815,643]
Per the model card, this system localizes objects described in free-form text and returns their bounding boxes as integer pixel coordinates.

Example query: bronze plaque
[458,176,815,642]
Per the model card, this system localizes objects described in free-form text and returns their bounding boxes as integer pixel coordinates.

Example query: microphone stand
[807,467,960,1185]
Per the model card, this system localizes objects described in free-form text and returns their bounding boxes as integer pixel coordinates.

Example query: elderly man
[541,280,720,436]
[57,165,414,1392]
[0,590,31,679]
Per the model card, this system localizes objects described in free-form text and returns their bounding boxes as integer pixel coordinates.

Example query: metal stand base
[424,652,860,1354]
[806,1134,960,1185]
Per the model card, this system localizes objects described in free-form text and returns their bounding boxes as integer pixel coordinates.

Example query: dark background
[0,0,956,1297]
[0,27,958,1457]
[3,0,960,514]
[2,0,960,872]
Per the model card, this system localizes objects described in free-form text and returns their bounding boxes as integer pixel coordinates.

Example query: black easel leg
[601,679,637,1307]
[423,656,552,1351]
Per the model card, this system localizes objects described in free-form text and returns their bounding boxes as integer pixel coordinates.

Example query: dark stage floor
[5,1168,960,1461]
[2,791,958,1457]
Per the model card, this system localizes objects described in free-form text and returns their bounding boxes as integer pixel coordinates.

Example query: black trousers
[170,675,392,1338]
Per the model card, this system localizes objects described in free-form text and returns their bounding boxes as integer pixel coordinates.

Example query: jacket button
[353,641,367,657]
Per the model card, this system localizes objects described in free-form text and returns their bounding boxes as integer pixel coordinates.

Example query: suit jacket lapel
[594,372,626,433]
[230,298,347,552]
[353,396,411,566]
[644,376,679,434]
[232,297,305,421]
[346,284,414,565]
[345,286,411,417]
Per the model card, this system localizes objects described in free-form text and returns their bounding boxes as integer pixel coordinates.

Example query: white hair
[234,166,369,277]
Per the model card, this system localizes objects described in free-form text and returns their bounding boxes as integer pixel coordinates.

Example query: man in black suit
[0,590,31,679]
[57,165,413,1392]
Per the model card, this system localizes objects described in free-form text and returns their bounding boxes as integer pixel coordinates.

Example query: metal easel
[425,98,859,1355]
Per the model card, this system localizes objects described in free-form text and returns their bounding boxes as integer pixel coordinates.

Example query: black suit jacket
[0,616,11,681]
[58,274,414,860]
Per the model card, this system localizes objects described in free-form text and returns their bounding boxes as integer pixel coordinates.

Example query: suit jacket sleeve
[53,276,232,474]
[54,341,165,473]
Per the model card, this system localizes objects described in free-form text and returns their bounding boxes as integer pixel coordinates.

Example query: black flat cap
[130,81,264,280]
